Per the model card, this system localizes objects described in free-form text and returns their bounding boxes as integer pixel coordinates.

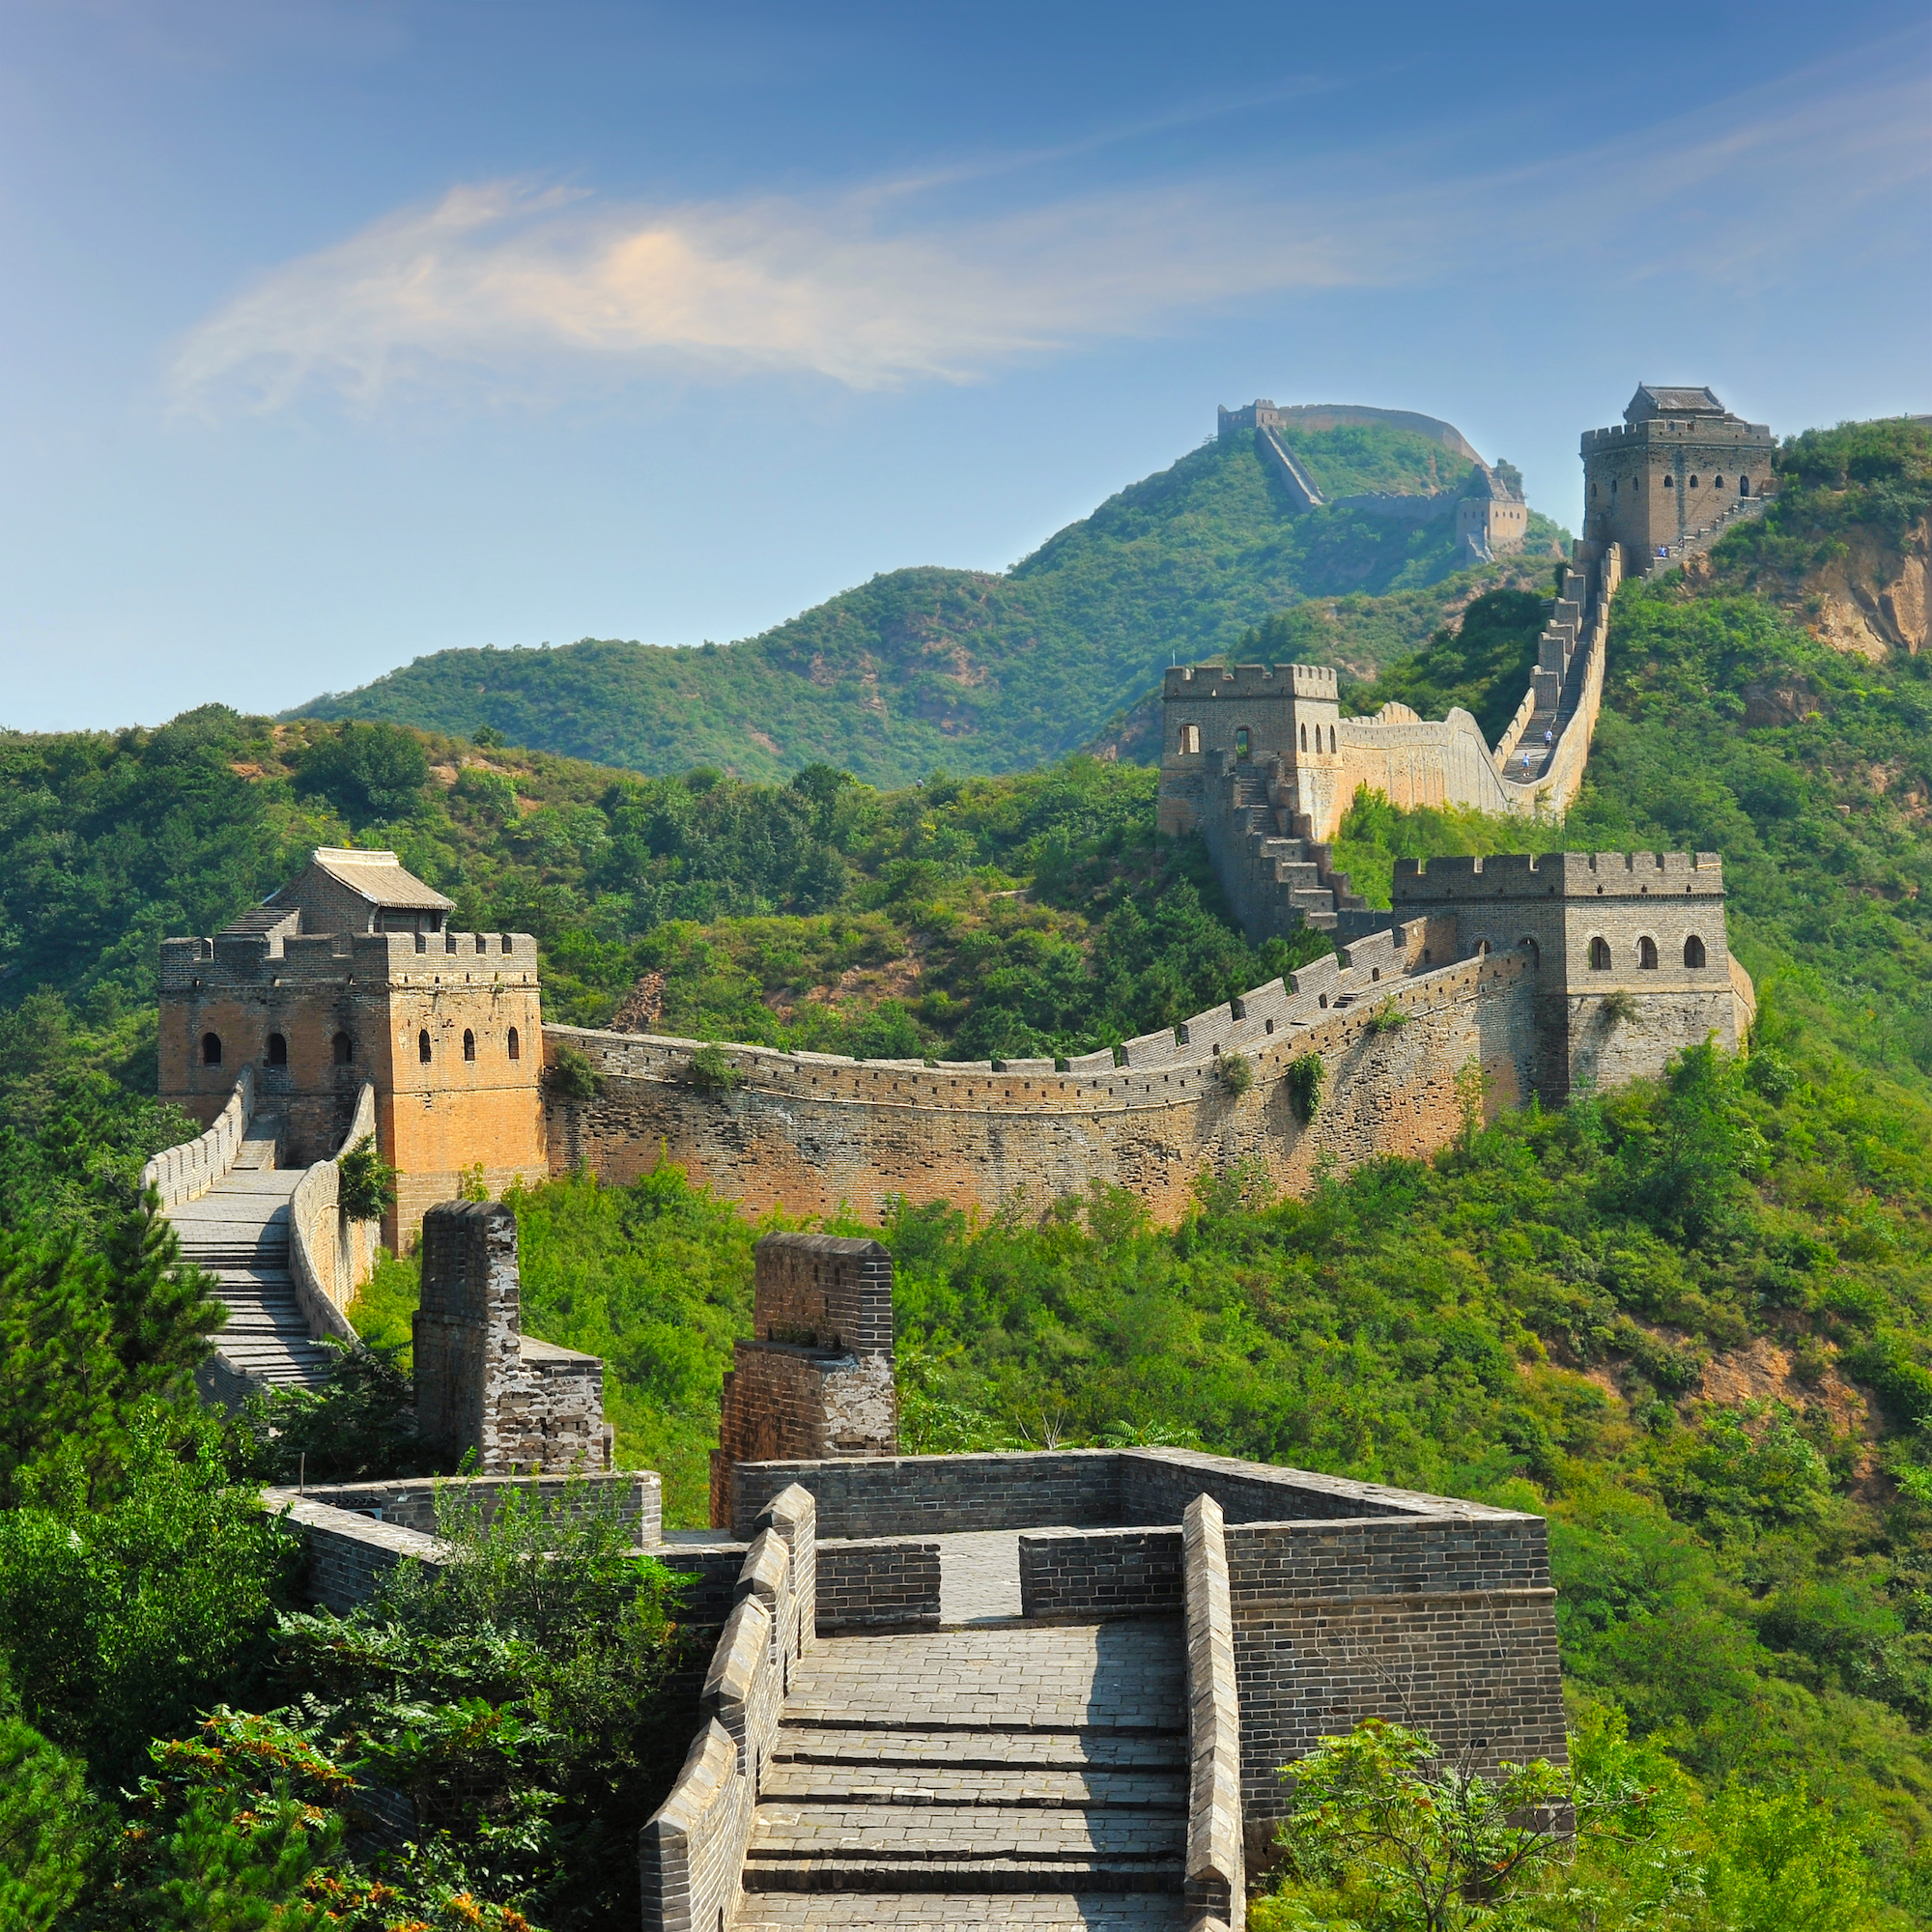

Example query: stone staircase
[737,1621,1190,1930]
[1203,763,1385,945]
[1645,490,1770,574]
[168,1125,337,1393]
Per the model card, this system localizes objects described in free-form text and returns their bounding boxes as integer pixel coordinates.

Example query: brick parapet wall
[545,944,1540,1229]
[817,1538,944,1630]
[267,1471,663,1613]
[1018,1526,1184,1620]
[643,1492,815,1932]
[729,1448,1520,1542]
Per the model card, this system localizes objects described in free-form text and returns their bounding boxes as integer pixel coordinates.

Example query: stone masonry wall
[1224,1514,1566,1840]
[816,1539,944,1630]
[414,1201,611,1476]
[1018,1525,1185,1620]
[546,938,1540,1232]
[711,1233,897,1527]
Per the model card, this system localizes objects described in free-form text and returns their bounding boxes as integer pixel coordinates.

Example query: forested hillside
[4,417,1932,1926]
[290,418,1565,786]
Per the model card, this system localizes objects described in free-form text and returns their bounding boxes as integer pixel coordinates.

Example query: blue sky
[1,0,1926,733]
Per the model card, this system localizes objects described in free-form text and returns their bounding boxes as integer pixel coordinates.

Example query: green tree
[0,1715,103,1932]
[293,721,431,824]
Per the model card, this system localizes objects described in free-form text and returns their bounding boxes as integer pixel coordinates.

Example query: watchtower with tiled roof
[158,850,546,1249]
[1581,384,1776,571]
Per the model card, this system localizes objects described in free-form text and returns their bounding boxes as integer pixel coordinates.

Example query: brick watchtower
[158,849,546,1251]
[1581,385,1775,571]
[1392,850,1753,1101]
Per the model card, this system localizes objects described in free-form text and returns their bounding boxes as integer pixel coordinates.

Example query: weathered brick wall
[298,1472,658,1544]
[1018,1525,1184,1619]
[728,1450,1127,1541]
[545,948,1539,1231]
[1119,1449,1436,1526]
[711,1234,898,1526]
[413,1202,612,1476]
[816,1538,943,1630]
[1223,1515,1565,1836]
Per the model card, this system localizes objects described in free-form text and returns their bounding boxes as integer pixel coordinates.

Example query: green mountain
[290,419,1567,786]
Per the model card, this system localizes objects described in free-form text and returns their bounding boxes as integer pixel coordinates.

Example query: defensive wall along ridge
[541,850,1751,1229]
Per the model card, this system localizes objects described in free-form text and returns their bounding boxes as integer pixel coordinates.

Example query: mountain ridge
[290,416,1568,786]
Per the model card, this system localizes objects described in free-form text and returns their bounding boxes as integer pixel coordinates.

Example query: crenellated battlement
[1394,851,1724,900]
[160,929,538,991]
[1163,662,1332,699]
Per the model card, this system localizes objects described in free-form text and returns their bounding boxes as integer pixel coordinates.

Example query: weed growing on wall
[1286,1052,1324,1122]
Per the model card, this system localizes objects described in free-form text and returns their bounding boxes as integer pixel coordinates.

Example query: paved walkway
[166,1135,334,1391]
[738,1620,1189,1931]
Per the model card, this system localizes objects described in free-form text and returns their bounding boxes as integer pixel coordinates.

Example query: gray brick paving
[939,1529,1026,1624]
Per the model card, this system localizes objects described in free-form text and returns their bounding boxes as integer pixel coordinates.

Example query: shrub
[1217,1052,1253,1096]
[685,1044,743,1096]
[334,1135,395,1223]
[1365,998,1409,1035]
[1286,1053,1323,1123]
[546,1041,602,1101]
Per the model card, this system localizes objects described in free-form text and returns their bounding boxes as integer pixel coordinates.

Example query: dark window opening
[507,1027,521,1062]
[1588,937,1611,971]
[463,1029,477,1062]
[1740,475,1750,497]
[1475,939,1492,956]
[266,1032,288,1066]
[1329,726,1337,753]
[1234,726,1252,760]
[418,1030,432,1065]
[1638,936,1659,970]
[500,934,513,953]
[1684,935,1706,968]
[1520,936,1541,965]
[1299,724,1308,752]
[1663,474,1674,488]
[474,933,487,953]
[332,1031,354,1065]
[414,931,427,953]
[1688,475,1699,488]
[201,1032,223,1065]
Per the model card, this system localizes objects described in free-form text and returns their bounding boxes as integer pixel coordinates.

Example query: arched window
[1588,937,1611,971]
[500,934,514,953]
[1475,939,1492,956]
[1638,936,1659,970]
[1739,475,1750,497]
[332,1031,354,1065]
[1329,726,1337,753]
[1688,475,1699,489]
[1684,935,1706,968]
[1663,474,1674,489]
[201,1031,223,1065]
[266,1032,288,1067]
[507,1027,521,1062]
[1299,724,1308,752]
[1714,474,1723,489]
[418,1030,433,1065]
[1590,482,1598,497]
[463,1029,477,1062]
[1520,936,1541,966]
[1234,726,1252,760]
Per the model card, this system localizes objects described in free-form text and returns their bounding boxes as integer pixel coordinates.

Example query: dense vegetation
[2,416,1928,1926]
[291,421,1565,786]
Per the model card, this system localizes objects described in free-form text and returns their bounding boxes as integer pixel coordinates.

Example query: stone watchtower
[710,1234,898,1528]
[1392,851,1754,1101]
[1582,385,1775,571]
[158,848,546,1250]
[414,1200,611,1475]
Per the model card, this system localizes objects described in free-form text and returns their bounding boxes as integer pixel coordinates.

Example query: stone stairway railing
[288,1081,381,1348]
[1183,1496,1243,1931]
[143,1065,255,1208]
[1256,426,1325,509]
[643,1484,818,1932]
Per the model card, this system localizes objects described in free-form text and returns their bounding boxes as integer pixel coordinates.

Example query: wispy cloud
[169,49,1928,412]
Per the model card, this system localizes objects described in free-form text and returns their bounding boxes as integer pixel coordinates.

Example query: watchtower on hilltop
[158,848,546,1249]
[1392,850,1753,1099]
[1582,385,1775,571]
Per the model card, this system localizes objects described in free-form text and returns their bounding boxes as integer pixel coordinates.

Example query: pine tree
[99,1187,227,1399]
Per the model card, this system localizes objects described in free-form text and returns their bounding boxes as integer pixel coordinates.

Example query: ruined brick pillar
[710,1233,897,1528]
[414,1200,612,1476]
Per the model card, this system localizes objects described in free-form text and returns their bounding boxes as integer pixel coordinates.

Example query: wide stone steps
[737,1894,1188,1929]
[741,1619,1188,1926]
[166,1161,335,1393]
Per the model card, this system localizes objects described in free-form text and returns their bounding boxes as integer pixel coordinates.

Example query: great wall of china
[138,384,1780,1930]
